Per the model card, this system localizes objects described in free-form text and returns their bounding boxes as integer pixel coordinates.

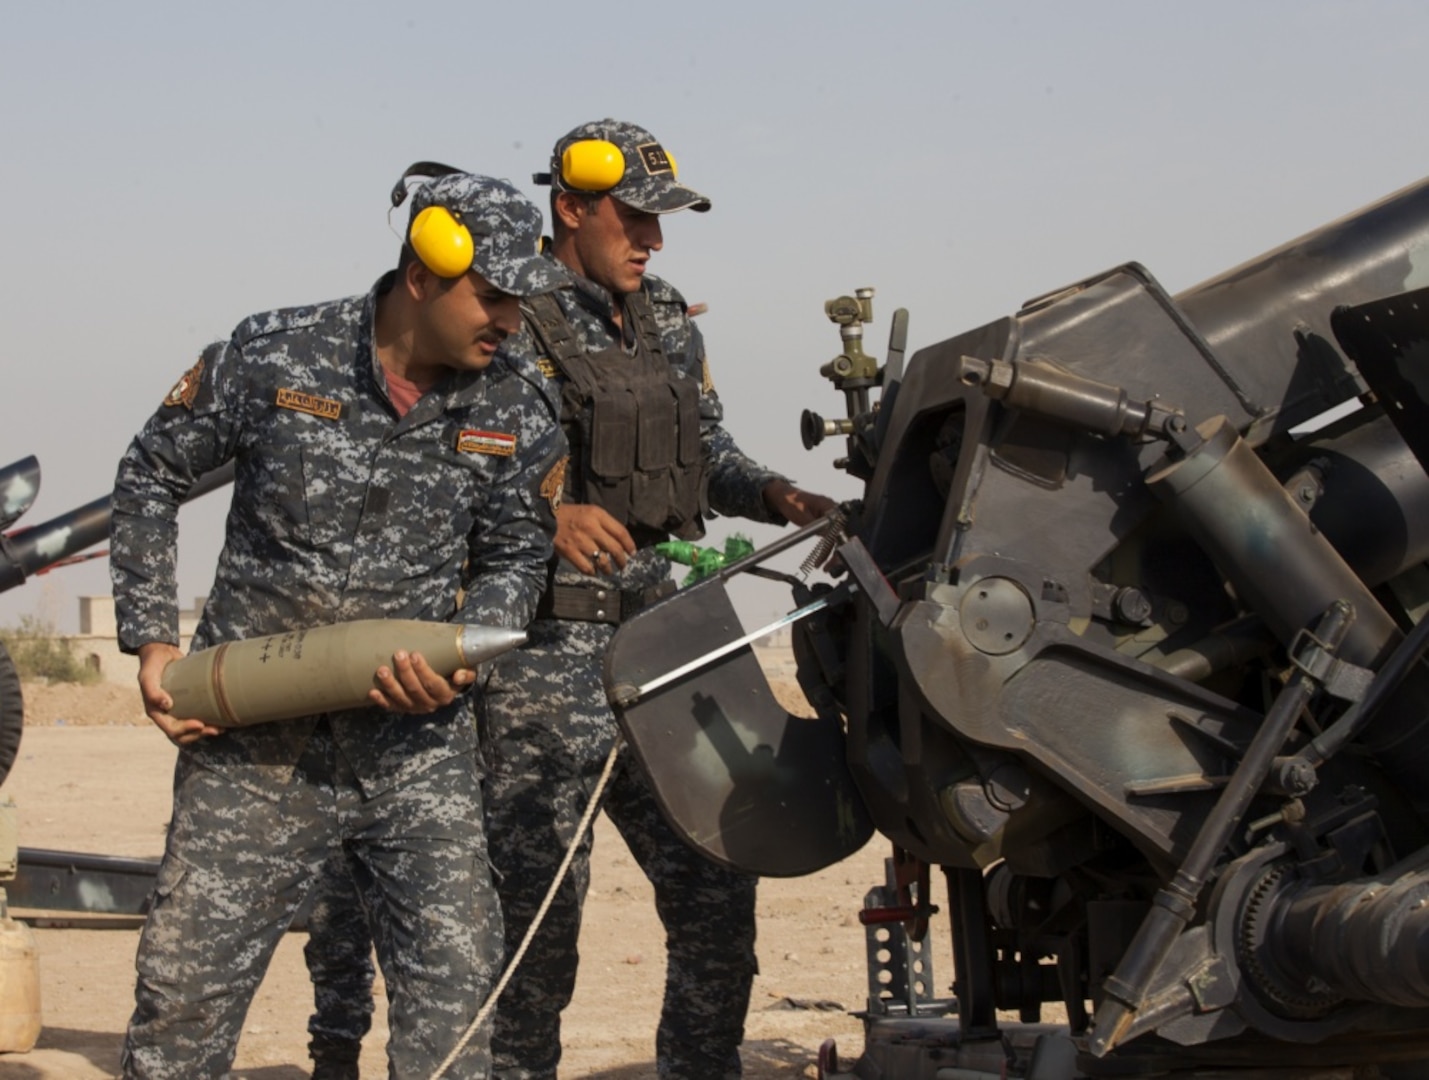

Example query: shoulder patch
[163,355,205,410]
[540,455,568,511]
[457,429,517,457]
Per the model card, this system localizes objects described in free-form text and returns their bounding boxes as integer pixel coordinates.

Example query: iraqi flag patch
[457,429,517,457]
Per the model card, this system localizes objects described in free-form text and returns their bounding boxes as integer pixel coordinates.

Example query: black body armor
[525,291,705,540]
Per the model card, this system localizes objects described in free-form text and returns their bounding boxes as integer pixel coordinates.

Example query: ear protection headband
[534,140,679,193]
[390,161,487,278]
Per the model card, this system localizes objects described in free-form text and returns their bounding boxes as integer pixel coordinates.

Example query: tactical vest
[525,291,705,540]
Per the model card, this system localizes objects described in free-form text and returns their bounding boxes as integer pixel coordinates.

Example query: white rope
[428,734,624,1080]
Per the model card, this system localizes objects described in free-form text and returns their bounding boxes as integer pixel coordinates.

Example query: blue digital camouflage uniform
[111,240,567,1077]
[488,261,787,1080]
[303,258,790,1080]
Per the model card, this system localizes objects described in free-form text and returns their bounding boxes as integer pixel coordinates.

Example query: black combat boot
[309,1034,361,1080]
[310,1059,360,1080]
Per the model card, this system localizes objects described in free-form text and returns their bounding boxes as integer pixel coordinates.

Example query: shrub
[0,615,101,685]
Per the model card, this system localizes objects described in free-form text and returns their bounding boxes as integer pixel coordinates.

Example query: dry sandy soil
[0,676,900,1079]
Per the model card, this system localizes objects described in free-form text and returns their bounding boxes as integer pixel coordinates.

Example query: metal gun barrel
[0,457,40,532]
[1177,176,1429,410]
[4,496,111,582]
[1254,861,1429,1011]
[161,619,526,728]
[0,459,236,594]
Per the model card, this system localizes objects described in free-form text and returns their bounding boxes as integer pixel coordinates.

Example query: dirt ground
[0,676,898,1079]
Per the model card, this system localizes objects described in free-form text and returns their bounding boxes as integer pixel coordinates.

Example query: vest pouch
[590,389,637,479]
[637,384,677,470]
[629,469,672,530]
[667,379,706,530]
[625,383,674,530]
[674,379,702,465]
[588,388,635,520]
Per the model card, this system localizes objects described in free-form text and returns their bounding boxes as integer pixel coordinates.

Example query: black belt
[536,580,676,624]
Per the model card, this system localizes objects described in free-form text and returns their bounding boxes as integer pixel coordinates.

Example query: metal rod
[619,594,833,705]
[708,509,848,585]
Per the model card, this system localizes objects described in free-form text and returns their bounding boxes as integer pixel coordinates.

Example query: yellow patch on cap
[163,356,205,410]
[457,429,517,457]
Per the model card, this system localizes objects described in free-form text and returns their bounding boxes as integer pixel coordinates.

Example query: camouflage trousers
[481,617,759,1080]
[121,722,500,1080]
[302,849,377,1068]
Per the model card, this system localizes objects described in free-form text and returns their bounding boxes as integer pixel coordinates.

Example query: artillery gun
[606,176,1429,1077]
[0,456,232,788]
[0,458,234,924]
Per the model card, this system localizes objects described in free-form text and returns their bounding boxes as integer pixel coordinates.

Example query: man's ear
[554,190,588,232]
[403,256,435,301]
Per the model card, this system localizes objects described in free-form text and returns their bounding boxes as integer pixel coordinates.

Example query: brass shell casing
[161,619,525,727]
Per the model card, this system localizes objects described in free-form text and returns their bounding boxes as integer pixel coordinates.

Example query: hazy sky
[2,0,1426,635]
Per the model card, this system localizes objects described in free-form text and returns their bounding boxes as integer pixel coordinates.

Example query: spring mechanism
[799,507,848,579]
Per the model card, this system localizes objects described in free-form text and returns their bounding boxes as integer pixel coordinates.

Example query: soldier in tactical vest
[302,121,835,1080]
[491,123,835,1080]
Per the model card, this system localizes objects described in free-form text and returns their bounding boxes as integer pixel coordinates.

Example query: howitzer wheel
[0,640,22,787]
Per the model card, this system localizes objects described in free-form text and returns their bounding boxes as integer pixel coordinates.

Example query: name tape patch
[457,429,517,457]
[276,388,343,421]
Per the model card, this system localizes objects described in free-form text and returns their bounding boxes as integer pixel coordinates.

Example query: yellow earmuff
[543,141,683,195]
[559,140,681,192]
[409,205,474,278]
[561,140,626,192]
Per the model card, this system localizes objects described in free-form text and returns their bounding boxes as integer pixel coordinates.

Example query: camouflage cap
[540,119,712,214]
[409,174,567,296]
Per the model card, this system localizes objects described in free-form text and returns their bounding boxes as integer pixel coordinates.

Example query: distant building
[68,596,204,686]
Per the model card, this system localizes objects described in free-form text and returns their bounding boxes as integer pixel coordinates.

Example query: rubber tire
[0,641,23,788]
